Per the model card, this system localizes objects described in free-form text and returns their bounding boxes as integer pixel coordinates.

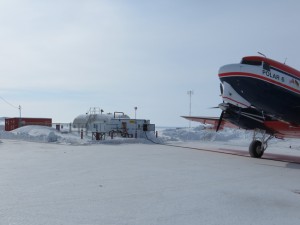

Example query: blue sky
[0,0,300,126]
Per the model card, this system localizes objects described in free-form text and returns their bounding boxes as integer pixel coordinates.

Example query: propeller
[216,111,224,132]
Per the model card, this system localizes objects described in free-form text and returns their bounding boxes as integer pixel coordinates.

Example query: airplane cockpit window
[263,62,270,71]
[241,59,262,66]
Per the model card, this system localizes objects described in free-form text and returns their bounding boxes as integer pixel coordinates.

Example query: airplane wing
[181,116,238,129]
[264,121,300,139]
[181,116,219,123]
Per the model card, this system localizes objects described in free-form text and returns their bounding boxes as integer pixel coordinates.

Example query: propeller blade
[216,111,224,132]
[209,106,220,109]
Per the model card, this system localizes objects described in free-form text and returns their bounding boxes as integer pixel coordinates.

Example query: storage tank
[73,112,130,132]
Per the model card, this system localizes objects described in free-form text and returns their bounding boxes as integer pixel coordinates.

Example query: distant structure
[5,117,52,131]
[73,107,155,139]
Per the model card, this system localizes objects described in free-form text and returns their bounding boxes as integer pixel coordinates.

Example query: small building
[5,117,52,131]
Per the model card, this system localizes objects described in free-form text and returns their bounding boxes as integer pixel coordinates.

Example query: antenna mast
[257,52,266,58]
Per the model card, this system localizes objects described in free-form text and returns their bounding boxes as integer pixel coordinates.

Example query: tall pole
[134,107,137,138]
[18,105,22,128]
[19,105,22,118]
[187,90,193,128]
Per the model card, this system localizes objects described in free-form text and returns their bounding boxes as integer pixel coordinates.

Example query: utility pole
[187,90,193,128]
[19,105,22,118]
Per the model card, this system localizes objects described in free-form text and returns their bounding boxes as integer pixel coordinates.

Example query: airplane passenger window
[241,59,262,66]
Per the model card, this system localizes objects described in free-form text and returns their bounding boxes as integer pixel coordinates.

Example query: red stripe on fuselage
[219,72,300,95]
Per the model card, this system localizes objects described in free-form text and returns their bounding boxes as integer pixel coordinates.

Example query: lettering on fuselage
[262,69,285,83]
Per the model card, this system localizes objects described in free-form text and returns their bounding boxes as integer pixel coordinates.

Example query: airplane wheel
[249,140,264,158]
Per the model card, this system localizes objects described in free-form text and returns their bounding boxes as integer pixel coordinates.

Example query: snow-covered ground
[1,125,300,225]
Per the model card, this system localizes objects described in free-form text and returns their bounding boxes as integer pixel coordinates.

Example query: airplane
[183,54,300,158]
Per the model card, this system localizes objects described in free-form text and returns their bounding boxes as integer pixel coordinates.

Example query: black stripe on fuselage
[271,66,300,80]
[220,76,300,124]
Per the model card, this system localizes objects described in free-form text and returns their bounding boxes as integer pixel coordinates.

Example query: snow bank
[0,126,86,145]
[1,125,241,145]
[1,125,300,151]
[158,126,300,151]
[160,126,252,143]
[0,125,164,145]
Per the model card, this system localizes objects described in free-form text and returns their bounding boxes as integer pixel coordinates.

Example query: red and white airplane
[183,54,300,158]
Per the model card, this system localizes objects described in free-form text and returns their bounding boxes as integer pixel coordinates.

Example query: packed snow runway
[1,126,300,225]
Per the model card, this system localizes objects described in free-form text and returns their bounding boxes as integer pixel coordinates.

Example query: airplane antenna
[284,57,287,64]
[257,52,266,58]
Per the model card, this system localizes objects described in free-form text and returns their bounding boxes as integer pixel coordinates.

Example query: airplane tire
[249,140,264,158]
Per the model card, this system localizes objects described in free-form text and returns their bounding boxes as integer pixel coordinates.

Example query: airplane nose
[218,63,241,77]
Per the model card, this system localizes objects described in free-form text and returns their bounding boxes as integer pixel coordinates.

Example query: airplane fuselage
[219,56,300,125]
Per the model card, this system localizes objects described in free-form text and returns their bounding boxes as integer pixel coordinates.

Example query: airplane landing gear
[249,140,264,158]
[249,129,273,158]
